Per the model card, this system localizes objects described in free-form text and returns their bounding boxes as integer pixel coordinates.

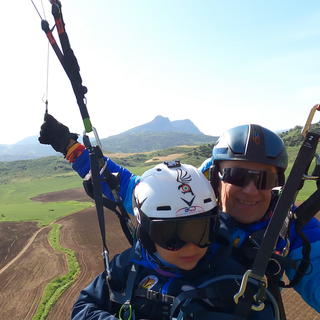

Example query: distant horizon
[2,127,291,146]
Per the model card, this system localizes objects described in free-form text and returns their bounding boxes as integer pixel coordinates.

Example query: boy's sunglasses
[140,209,219,251]
[219,167,278,190]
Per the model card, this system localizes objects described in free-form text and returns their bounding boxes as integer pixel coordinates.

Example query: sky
[2,1,320,145]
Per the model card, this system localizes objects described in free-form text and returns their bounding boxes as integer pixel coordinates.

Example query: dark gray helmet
[212,124,288,185]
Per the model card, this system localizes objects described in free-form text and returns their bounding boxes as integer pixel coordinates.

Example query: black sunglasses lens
[260,171,278,189]
[221,168,278,190]
[228,168,248,187]
[221,168,248,187]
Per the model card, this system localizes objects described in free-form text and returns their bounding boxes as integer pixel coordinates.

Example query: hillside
[0,156,75,184]
[2,122,320,185]
[278,122,320,147]
[0,116,216,161]
[0,145,214,185]
[4,118,318,162]
[100,131,217,153]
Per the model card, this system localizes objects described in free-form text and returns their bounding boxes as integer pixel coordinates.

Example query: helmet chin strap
[147,250,210,279]
[148,252,181,272]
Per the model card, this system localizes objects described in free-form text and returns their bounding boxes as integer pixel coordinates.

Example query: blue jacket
[71,238,276,320]
[198,157,320,312]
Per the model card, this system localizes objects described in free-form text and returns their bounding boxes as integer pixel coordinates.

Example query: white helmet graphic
[133,160,219,252]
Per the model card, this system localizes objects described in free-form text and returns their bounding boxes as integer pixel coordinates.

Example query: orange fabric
[66,143,85,163]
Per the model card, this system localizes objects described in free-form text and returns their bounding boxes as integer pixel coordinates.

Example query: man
[199,124,320,317]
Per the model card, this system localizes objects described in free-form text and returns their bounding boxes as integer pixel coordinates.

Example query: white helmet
[133,160,219,252]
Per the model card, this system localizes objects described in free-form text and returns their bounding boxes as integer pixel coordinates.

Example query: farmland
[1,143,320,319]
[0,187,319,319]
[0,188,132,320]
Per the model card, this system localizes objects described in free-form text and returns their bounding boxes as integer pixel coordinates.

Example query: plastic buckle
[254,280,267,307]
[147,290,162,302]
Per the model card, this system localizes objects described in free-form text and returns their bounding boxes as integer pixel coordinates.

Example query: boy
[70,162,276,319]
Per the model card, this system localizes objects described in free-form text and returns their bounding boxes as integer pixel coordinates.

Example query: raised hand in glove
[39,113,78,156]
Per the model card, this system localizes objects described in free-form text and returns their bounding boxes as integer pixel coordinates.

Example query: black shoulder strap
[108,263,140,320]
[82,164,135,246]
[82,144,135,280]
[250,130,319,281]
[280,161,320,288]
[170,287,220,318]
[233,125,320,319]
[109,262,140,305]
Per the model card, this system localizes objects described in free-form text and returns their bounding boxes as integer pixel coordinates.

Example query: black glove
[39,113,78,156]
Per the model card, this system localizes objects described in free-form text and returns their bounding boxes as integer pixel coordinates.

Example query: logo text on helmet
[253,128,261,145]
[176,206,205,217]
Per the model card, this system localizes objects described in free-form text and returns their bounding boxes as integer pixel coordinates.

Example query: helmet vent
[157,206,171,211]
[204,198,212,203]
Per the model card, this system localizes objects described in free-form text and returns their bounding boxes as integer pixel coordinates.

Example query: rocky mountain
[0,116,215,161]
[100,131,216,153]
[120,116,203,135]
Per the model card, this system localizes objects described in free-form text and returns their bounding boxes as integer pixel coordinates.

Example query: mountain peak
[0,115,207,161]
[154,115,169,121]
[119,115,203,135]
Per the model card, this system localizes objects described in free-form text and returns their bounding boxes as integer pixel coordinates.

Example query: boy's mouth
[180,255,197,263]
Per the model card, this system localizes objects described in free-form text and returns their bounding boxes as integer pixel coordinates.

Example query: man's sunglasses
[140,209,219,251]
[219,167,278,190]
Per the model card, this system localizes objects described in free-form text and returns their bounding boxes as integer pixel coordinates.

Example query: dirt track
[0,188,319,319]
[0,226,68,319]
[46,206,131,320]
[0,188,131,320]
[0,221,40,271]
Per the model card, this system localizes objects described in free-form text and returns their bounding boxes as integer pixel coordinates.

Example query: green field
[0,162,318,227]
[1,142,320,226]
[0,175,92,226]
[285,145,320,202]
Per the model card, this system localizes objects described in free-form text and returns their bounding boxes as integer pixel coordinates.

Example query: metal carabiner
[282,238,291,257]
[234,270,268,311]
[83,126,102,149]
[301,104,320,137]
[102,249,112,281]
